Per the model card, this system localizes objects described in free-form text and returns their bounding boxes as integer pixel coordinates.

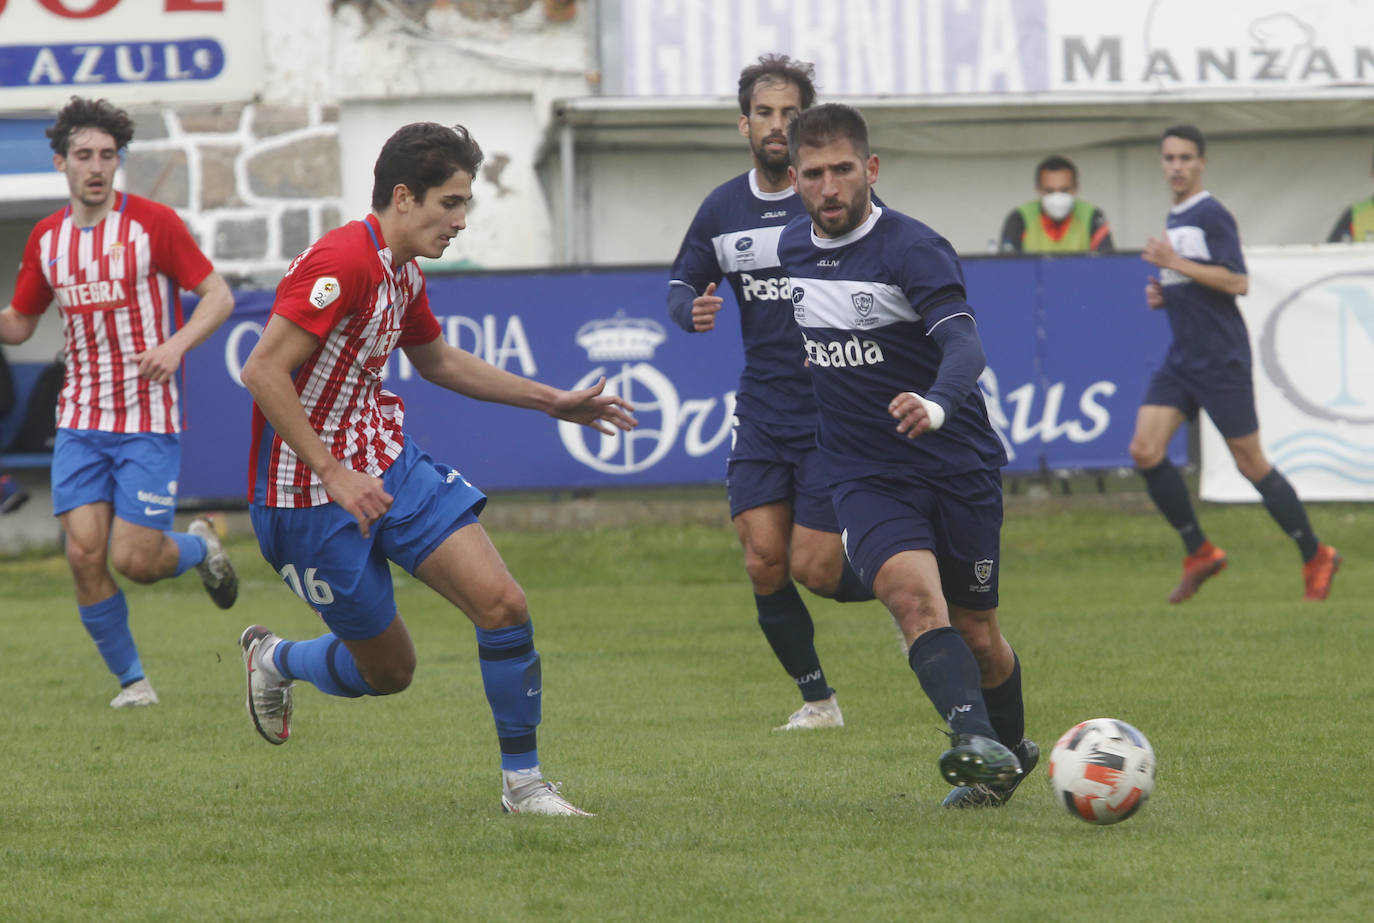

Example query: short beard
[752,141,791,187]
[813,195,868,238]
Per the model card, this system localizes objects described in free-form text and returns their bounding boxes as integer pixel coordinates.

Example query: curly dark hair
[737,54,817,115]
[47,96,135,155]
[371,122,485,210]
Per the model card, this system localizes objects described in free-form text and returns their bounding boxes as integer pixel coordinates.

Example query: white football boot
[501,771,594,816]
[110,677,159,708]
[189,516,238,609]
[239,625,293,744]
[774,694,844,730]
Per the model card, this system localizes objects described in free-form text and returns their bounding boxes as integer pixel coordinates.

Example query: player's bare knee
[1129,438,1163,470]
[743,549,788,593]
[886,587,945,635]
[958,626,994,666]
[789,549,838,597]
[469,582,529,630]
[110,547,160,584]
[366,660,415,694]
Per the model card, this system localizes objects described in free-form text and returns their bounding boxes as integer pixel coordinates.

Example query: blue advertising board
[177,256,1184,501]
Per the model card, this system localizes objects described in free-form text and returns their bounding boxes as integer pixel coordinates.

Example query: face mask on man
[1041,191,1075,222]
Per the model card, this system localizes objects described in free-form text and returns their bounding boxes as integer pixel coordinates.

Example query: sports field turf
[2,493,1370,921]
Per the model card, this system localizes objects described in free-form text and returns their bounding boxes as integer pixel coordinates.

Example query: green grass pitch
[1,495,1370,921]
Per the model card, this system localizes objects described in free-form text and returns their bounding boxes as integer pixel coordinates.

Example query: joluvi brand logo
[559,312,733,474]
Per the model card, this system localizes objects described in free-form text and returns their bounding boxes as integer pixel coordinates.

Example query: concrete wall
[574,130,1374,267]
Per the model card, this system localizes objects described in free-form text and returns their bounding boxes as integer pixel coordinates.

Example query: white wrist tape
[904,391,946,431]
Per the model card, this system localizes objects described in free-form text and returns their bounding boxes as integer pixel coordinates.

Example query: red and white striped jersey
[11,192,213,434]
[249,214,443,508]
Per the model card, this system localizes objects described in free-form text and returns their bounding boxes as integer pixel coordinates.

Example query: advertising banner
[0,0,262,108]
[178,255,1181,501]
[1200,245,1374,502]
[605,0,1374,98]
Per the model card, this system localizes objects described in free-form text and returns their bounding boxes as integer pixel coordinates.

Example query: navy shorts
[250,440,487,640]
[725,416,839,532]
[1143,360,1259,439]
[50,428,181,528]
[832,468,1002,610]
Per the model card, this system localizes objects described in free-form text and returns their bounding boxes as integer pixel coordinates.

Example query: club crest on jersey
[973,559,994,585]
[791,285,806,322]
[106,241,124,262]
[852,292,875,316]
[734,237,754,252]
[309,276,340,309]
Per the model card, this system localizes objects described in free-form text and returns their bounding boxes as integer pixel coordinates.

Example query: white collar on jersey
[748,168,796,201]
[1170,190,1212,215]
[810,205,883,249]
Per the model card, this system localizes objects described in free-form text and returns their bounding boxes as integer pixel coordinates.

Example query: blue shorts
[1143,360,1259,439]
[832,468,1002,610]
[726,417,839,532]
[250,440,487,641]
[50,428,181,529]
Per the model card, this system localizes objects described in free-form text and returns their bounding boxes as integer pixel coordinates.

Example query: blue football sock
[755,583,831,701]
[1253,469,1320,561]
[982,651,1025,748]
[274,635,377,698]
[907,626,997,738]
[476,622,541,772]
[78,589,143,685]
[167,530,207,577]
[1140,459,1206,554]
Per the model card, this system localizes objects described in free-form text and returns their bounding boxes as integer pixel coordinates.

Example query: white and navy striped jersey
[669,169,814,428]
[249,215,442,508]
[778,206,1007,478]
[1160,191,1250,370]
[11,192,213,433]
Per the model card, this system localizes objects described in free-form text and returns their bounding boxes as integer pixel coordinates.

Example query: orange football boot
[1168,541,1228,604]
[1302,544,1342,601]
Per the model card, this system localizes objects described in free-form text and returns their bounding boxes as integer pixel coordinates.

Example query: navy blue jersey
[778,206,1007,479]
[1160,191,1250,370]
[669,170,814,428]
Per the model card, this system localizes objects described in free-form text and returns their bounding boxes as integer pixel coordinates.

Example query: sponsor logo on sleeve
[310,277,340,309]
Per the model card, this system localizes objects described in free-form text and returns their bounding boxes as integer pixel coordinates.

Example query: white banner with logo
[606,0,1374,97]
[1200,244,1374,502]
[0,0,263,107]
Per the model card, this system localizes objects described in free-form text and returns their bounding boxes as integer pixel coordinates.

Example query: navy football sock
[756,583,831,701]
[907,626,996,738]
[79,589,144,685]
[167,529,206,577]
[274,635,376,698]
[1140,459,1206,554]
[477,622,541,772]
[1253,469,1320,561]
[981,651,1025,748]
[829,557,874,603]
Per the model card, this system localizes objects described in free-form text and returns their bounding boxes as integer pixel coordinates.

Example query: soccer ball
[1048,718,1156,825]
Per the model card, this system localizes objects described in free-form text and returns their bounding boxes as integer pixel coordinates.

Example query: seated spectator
[1325,150,1374,242]
[999,155,1114,254]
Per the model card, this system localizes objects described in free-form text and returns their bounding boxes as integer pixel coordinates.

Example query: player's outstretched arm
[403,336,637,434]
[0,305,41,345]
[240,314,392,537]
[134,270,236,383]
